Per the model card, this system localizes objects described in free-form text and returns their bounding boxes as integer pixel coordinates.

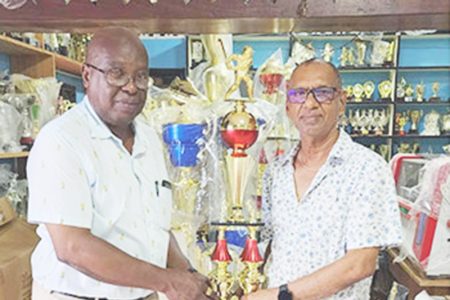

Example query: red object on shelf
[259,73,283,95]
[211,239,232,262]
[220,129,258,157]
[241,238,263,263]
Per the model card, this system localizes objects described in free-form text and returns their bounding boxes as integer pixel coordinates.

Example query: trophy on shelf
[396,77,407,102]
[397,113,409,136]
[363,81,375,101]
[409,110,422,134]
[353,83,364,102]
[259,58,284,104]
[344,85,354,102]
[322,43,334,63]
[347,47,356,67]
[378,80,393,101]
[442,112,450,134]
[379,144,390,161]
[415,81,425,102]
[370,39,390,67]
[384,41,395,67]
[355,39,367,67]
[421,110,441,136]
[429,82,441,102]
[340,47,349,68]
[405,83,414,102]
[398,143,410,153]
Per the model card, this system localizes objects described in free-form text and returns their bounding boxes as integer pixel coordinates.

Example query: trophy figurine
[384,41,395,67]
[209,227,236,300]
[322,43,334,63]
[442,112,450,134]
[225,46,254,100]
[378,80,393,101]
[347,47,356,67]
[421,110,441,136]
[363,81,375,101]
[415,81,425,102]
[396,77,407,102]
[355,40,367,66]
[405,84,414,102]
[221,47,259,222]
[379,144,390,161]
[430,82,441,102]
[353,84,364,102]
[344,85,354,102]
[397,113,408,136]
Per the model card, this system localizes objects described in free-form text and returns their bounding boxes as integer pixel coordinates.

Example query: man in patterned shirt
[243,59,402,300]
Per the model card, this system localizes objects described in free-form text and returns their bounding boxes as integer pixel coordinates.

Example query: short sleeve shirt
[261,130,402,299]
[27,97,172,299]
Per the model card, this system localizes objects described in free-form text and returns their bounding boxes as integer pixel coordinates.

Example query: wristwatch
[278,283,293,300]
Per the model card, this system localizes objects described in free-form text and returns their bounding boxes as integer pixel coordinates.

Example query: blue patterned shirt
[261,130,402,299]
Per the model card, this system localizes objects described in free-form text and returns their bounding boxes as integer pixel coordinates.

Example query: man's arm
[243,247,379,300]
[46,224,210,300]
[167,231,192,270]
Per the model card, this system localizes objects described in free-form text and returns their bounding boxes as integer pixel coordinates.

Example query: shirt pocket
[155,179,172,231]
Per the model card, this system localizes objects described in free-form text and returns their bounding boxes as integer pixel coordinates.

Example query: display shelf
[394,101,450,106]
[352,135,392,139]
[346,101,394,105]
[398,66,450,71]
[339,67,396,73]
[392,134,450,139]
[0,34,81,77]
[0,152,29,159]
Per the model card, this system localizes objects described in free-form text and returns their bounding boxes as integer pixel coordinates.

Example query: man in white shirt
[243,59,402,300]
[27,27,211,300]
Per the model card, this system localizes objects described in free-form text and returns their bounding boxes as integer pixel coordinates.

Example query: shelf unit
[0,35,82,77]
[0,152,29,159]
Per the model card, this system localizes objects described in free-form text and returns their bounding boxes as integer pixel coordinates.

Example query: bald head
[86,27,148,66]
[291,58,342,88]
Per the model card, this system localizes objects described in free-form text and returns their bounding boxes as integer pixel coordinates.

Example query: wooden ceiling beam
[0,0,448,33]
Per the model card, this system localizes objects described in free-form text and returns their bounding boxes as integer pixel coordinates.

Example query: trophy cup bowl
[163,123,206,167]
[259,73,283,96]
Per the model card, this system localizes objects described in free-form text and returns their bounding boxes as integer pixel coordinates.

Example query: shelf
[347,101,394,105]
[0,34,82,76]
[339,66,395,73]
[0,152,29,159]
[397,66,450,71]
[392,134,450,139]
[395,101,450,106]
[351,135,391,138]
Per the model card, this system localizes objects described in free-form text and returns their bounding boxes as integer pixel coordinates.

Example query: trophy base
[380,97,391,102]
[428,97,442,103]
[228,207,245,223]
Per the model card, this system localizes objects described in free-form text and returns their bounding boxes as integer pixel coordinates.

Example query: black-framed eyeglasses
[287,86,340,104]
[85,63,150,90]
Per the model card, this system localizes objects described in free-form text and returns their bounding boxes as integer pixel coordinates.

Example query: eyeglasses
[85,63,149,90]
[287,86,340,104]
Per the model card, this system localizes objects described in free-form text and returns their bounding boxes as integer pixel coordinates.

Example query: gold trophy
[353,84,364,102]
[415,82,425,102]
[409,110,421,134]
[340,47,349,68]
[384,40,395,66]
[363,81,375,101]
[225,46,254,100]
[322,43,334,63]
[202,35,234,103]
[405,84,414,102]
[397,113,409,136]
[344,85,354,101]
[355,40,367,66]
[347,47,356,67]
[430,82,440,102]
[221,46,259,222]
[378,80,393,101]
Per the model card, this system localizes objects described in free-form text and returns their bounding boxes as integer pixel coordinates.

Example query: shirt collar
[280,129,351,167]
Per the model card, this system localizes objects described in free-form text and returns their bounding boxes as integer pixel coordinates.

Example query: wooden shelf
[0,152,29,159]
[0,34,82,77]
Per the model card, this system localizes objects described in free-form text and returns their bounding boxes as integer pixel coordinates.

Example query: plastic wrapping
[0,101,23,152]
[395,156,450,276]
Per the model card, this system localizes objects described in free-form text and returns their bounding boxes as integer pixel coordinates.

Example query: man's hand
[162,268,211,300]
[241,288,277,300]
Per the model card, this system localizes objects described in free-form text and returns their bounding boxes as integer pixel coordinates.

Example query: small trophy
[396,77,407,101]
[429,82,441,102]
[340,47,349,68]
[322,43,334,63]
[384,41,395,67]
[347,47,356,67]
[363,81,375,101]
[344,85,354,101]
[379,144,390,161]
[415,82,425,102]
[378,80,392,101]
[397,113,408,135]
[442,112,450,134]
[409,110,421,134]
[398,143,410,153]
[421,110,441,136]
[370,39,390,66]
[405,84,414,102]
[355,40,367,67]
[353,83,364,102]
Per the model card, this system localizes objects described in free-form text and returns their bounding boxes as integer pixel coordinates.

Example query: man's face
[286,62,346,139]
[82,42,148,129]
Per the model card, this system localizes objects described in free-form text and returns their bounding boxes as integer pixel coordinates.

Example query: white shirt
[27,97,172,299]
[261,130,402,299]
